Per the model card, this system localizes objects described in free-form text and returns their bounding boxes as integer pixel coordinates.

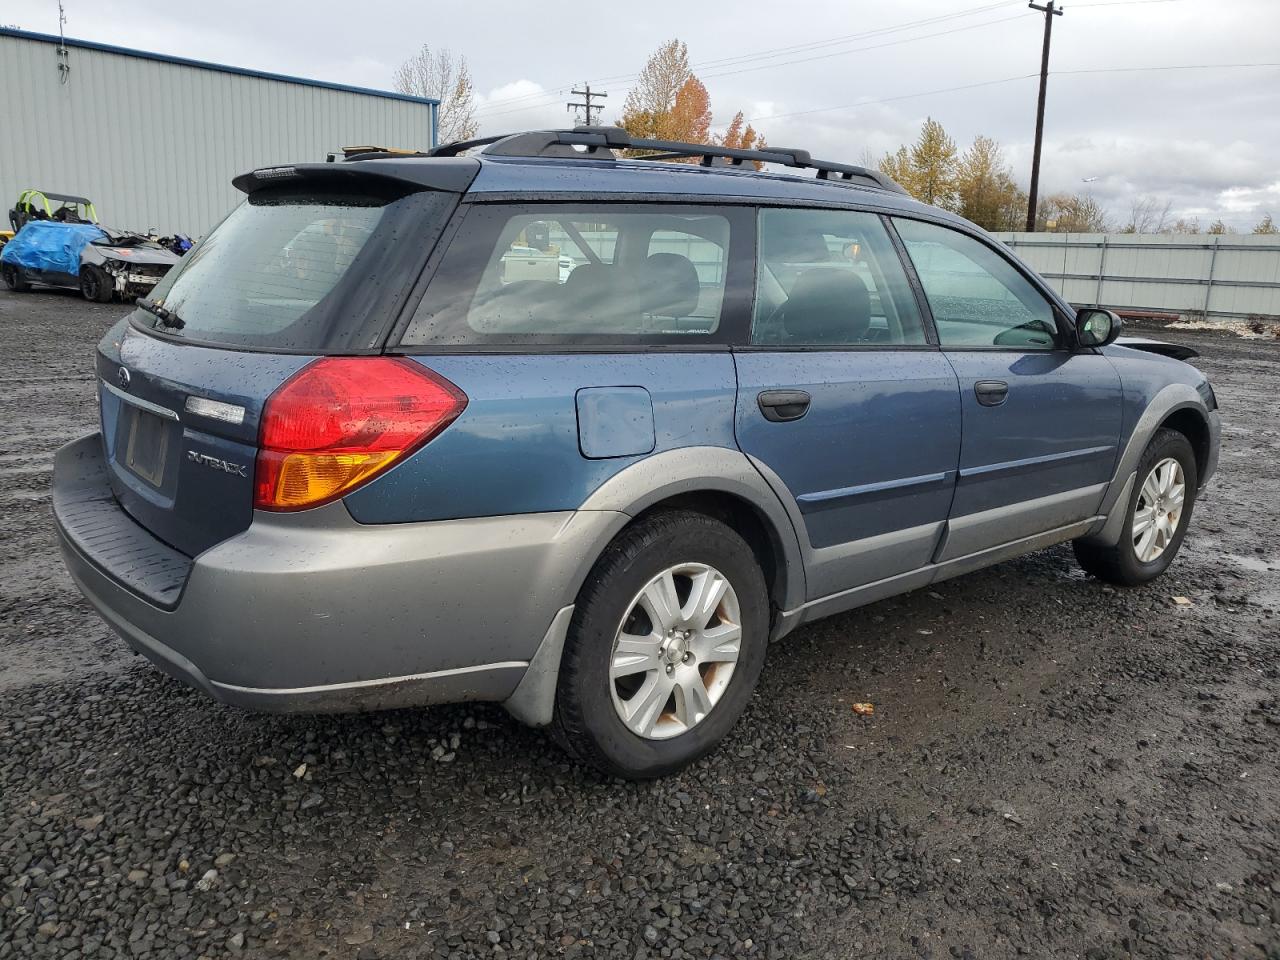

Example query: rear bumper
[53,434,625,713]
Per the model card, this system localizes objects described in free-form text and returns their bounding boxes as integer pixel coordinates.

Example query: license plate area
[122,405,171,487]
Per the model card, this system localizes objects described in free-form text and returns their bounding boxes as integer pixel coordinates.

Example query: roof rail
[427,126,906,195]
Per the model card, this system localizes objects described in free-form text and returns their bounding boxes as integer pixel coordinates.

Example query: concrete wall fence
[991,232,1280,324]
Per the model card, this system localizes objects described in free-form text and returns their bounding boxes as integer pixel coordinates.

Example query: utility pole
[1025,0,1063,232]
[568,83,608,126]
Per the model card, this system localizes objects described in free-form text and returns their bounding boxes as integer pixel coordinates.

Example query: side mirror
[1075,308,1123,348]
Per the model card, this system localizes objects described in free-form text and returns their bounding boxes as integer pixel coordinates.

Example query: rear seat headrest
[637,253,700,318]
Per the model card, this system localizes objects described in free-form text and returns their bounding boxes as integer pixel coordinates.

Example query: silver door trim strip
[796,470,952,507]
[958,444,1114,481]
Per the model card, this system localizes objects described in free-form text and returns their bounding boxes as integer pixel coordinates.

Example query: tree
[1254,213,1278,235]
[393,46,477,144]
[1170,217,1201,235]
[618,40,766,161]
[1207,219,1232,235]
[669,77,712,146]
[879,145,914,192]
[619,40,693,142]
[1038,193,1110,233]
[717,111,767,167]
[880,118,959,211]
[1121,196,1173,234]
[910,118,959,210]
[955,135,1025,231]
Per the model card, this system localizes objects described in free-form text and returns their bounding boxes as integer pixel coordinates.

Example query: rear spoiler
[231,158,479,196]
[1114,336,1199,361]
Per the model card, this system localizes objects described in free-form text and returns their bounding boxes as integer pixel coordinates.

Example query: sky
[6,0,1279,230]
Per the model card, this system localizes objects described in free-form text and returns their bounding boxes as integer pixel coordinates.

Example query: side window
[400,204,739,345]
[752,208,927,346]
[893,218,1059,349]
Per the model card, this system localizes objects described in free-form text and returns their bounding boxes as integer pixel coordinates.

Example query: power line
[697,12,1026,82]
[470,0,1202,127]
[476,10,1029,123]
[1057,61,1280,74]
[567,83,608,125]
[472,0,1026,118]
[471,0,1186,121]
[747,75,1040,122]
[744,60,1279,124]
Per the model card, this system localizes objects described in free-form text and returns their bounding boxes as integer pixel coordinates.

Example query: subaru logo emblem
[117,366,131,389]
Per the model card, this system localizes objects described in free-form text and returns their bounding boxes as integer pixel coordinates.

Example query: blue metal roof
[0,27,439,106]
[469,155,954,219]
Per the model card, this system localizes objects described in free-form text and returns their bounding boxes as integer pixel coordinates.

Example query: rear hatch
[95,170,463,557]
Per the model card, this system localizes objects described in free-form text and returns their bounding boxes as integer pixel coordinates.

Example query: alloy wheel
[609,563,742,740]
[1132,456,1186,563]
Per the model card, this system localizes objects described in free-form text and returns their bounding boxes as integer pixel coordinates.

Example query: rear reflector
[254,357,466,512]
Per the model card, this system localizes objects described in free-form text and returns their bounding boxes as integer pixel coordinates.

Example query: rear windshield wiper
[136,297,185,330]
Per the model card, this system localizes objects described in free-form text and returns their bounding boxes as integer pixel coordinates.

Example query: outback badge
[187,450,248,477]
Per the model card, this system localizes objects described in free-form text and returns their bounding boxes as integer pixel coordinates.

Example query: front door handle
[974,380,1009,407]
[758,389,811,422]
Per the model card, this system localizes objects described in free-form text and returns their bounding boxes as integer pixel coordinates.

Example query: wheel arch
[504,446,807,729]
[576,446,807,617]
[1084,383,1213,548]
[1158,407,1212,488]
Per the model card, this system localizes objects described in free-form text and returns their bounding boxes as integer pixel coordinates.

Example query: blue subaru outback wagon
[52,127,1220,778]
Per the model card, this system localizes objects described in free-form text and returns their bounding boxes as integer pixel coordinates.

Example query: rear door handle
[758,390,811,422]
[974,380,1009,407]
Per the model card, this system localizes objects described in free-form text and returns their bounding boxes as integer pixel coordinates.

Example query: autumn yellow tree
[619,40,765,158]
[1038,193,1110,232]
[955,135,1025,231]
[620,40,693,142]
[880,118,959,210]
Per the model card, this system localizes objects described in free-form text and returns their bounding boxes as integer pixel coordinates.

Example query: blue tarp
[0,221,107,276]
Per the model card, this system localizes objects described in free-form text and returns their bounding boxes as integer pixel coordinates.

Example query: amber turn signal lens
[254,358,467,512]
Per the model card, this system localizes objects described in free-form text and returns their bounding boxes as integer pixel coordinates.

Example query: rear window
[136,186,453,352]
[399,203,751,347]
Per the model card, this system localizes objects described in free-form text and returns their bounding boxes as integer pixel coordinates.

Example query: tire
[1074,427,1198,586]
[2,264,30,292]
[551,510,770,779]
[80,265,114,303]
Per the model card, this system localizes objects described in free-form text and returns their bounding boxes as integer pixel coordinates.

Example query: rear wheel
[1074,427,1198,585]
[552,510,769,779]
[80,265,114,303]
[2,264,30,292]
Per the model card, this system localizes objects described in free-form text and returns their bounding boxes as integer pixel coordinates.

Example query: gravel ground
[1,287,1277,960]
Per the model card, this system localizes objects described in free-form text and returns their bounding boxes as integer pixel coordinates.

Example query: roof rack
[427,126,906,195]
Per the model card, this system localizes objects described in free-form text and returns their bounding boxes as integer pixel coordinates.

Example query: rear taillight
[254,357,466,512]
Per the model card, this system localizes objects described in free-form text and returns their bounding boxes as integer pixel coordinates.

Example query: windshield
[137,186,452,352]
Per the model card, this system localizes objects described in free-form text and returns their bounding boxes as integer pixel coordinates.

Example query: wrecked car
[1,220,181,302]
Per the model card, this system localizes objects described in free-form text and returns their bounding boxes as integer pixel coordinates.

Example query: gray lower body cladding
[53,433,625,712]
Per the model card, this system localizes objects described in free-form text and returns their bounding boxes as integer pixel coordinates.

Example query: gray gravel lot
[0,287,1277,960]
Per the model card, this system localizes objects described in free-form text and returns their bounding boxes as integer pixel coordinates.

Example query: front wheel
[80,265,114,303]
[552,510,769,779]
[2,264,30,292]
[1074,427,1198,585]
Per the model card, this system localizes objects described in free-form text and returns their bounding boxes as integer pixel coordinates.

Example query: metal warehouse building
[0,28,439,236]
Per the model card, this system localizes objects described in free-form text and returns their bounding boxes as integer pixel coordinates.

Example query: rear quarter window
[398,202,753,347]
[137,186,455,352]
